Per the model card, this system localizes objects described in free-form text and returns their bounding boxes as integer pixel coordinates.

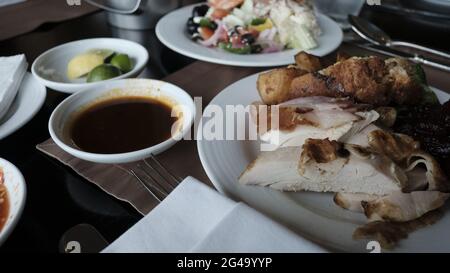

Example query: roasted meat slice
[334,193,380,213]
[254,96,377,149]
[291,56,391,105]
[262,56,426,106]
[361,191,449,222]
[353,210,443,249]
[257,67,307,105]
[239,141,406,195]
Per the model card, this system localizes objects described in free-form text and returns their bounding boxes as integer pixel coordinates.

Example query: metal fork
[128,154,182,202]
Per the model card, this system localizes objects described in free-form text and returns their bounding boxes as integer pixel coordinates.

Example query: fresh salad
[186,0,322,54]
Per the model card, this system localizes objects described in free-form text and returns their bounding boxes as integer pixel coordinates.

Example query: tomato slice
[199,27,215,40]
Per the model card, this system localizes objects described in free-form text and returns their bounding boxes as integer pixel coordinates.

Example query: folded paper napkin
[103,177,326,253]
[0,54,27,121]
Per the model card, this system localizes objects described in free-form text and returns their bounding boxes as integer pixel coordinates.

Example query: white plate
[197,72,450,252]
[0,73,47,140]
[156,4,343,67]
[31,38,149,93]
[0,158,27,246]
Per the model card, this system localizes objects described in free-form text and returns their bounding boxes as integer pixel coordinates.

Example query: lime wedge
[110,54,133,73]
[86,64,122,83]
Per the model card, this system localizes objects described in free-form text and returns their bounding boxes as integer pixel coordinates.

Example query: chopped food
[186,0,321,54]
[67,49,133,83]
[67,52,105,80]
[394,101,450,178]
[87,64,122,83]
[110,54,132,73]
[0,168,9,232]
[353,210,443,249]
[242,53,450,249]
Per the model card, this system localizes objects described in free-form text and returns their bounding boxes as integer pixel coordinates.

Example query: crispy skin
[385,58,423,105]
[353,210,443,249]
[257,68,307,105]
[323,56,391,105]
[294,52,322,72]
[336,51,351,62]
[259,56,425,106]
[302,138,341,164]
[291,57,391,105]
[290,72,348,100]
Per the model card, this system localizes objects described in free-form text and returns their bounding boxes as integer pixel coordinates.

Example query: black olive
[241,33,255,44]
[186,17,198,35]
[191,33,203,42]
[251,44,263,54]
[192,4,209,17]
[229,25,243,36]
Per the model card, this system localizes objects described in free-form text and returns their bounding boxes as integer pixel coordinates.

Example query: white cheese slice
[0,54,28,121]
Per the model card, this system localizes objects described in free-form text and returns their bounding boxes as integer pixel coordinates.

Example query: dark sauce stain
[69,96,178,154]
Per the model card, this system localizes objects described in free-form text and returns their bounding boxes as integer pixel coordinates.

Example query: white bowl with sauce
[48,79,196,164]
[0,158,27,246]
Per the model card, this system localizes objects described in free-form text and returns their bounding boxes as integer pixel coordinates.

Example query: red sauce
[0,172,9,232]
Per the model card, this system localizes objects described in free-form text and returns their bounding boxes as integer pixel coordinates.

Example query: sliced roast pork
[334,193,380,213]
[334,191,449,222]
[253,96,378,148]
[362,191,449,222]
[239,139,407,195]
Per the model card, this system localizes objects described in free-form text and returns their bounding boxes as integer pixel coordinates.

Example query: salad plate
[156,4,343,67]
[197,71,450,252]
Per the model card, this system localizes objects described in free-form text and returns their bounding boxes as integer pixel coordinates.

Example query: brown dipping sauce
[0,181,9,232]
[69,96,178,154]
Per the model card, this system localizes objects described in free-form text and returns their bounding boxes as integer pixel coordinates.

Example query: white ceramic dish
[31,38,149,93]
[0,158,27,246]
[197,72,450,252]
[156,4,343,67]
[0,72,47,140]
[49,79,195,164]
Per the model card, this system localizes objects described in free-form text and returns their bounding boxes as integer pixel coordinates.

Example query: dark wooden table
[0,3,449,253]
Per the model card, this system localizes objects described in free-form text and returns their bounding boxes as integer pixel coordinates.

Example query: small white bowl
[31,38,149,93]
[0,158,26,246]
[49,79,195,164]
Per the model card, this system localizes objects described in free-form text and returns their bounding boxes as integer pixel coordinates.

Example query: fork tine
[129,169,164,202]
[147,154,182,185]
[137,162,174,194]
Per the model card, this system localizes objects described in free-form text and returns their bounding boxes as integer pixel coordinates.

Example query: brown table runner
[36,62,264,214]
[36,44,450,215]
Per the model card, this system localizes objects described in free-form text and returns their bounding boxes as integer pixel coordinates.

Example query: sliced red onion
[258,27,278,41]
[256,27,283,53]
[200,20,227,47]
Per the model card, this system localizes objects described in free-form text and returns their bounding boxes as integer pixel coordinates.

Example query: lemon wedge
[67,52,105,80]
[249,18,273,32]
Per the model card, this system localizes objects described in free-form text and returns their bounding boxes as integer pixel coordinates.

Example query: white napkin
[0,54,27,121]
[103,177,326,253]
